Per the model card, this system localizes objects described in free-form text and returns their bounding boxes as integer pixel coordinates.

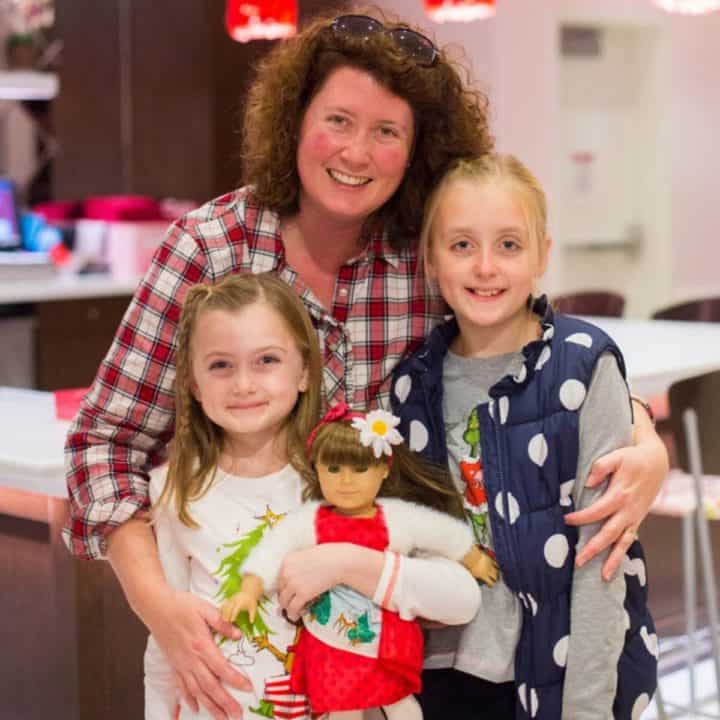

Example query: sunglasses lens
[332,14,384,38]
[387,28,437,66]
[330,15,438,68]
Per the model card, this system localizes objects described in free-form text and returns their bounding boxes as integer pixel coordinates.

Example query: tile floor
[644,634,719,719]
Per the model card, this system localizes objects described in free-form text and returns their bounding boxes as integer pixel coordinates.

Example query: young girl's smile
[427,180,549,357]
[189,303,309,448]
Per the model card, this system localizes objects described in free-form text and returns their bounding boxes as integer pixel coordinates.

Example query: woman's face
[296,65,414,231]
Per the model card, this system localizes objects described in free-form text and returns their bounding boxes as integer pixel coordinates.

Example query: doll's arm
[220,502,319,623]
[220,573,264,623]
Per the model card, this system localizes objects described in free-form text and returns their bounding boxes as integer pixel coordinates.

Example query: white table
[583,316,720,397]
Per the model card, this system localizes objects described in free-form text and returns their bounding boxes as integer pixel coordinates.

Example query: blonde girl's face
[427,179,550,356]
[189,303,309,449]
[315,459,389,518]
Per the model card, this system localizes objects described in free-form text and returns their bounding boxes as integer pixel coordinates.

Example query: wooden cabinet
[53,0,332,202]
[35,295,131,390]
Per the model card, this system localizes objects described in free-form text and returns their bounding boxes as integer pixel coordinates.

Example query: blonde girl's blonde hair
[419,153,550,275]
[304,420,464,518]
[159,273,322,527]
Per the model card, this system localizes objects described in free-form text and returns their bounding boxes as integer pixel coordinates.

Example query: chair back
[551,290,625,317]
[668,369,720,475]
[652,296,720,322]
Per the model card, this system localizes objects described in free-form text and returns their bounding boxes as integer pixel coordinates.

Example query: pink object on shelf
[104,220,169,280]
[83,195,163,221]
[32,201,83,222]
[54,387,89,421]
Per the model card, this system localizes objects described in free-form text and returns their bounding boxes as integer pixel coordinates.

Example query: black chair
[551,290,626,318]
[651,370,720,717]
[652,297,720,322]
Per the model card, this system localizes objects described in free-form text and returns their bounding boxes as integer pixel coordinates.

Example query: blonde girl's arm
[562,353,632,719]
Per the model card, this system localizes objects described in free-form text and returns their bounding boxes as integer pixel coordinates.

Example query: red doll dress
[289,504,423,713]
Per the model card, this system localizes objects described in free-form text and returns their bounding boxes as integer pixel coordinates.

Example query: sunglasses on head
[330,14,439,68]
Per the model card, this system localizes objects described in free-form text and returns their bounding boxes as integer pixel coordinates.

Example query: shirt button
[339,288,348,297]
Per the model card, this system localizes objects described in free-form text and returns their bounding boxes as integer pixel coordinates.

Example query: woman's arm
[107,520,250,720]
[562,353,632,718]
[564,390,668,580]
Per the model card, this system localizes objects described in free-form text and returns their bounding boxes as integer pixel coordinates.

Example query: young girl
[144,273,482,719]
[391,155,658,720]
[221,403,498,720]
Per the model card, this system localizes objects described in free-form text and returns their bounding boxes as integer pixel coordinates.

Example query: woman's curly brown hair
[240,5,494,248]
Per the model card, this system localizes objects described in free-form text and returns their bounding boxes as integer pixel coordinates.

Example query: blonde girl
[145,273,482,719]
[392,155,658,720]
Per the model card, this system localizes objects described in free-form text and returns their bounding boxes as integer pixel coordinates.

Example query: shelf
[0,71,58,100]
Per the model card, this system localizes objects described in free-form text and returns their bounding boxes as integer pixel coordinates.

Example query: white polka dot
[640,626,659,658]
[560,479,575,507]
[408,420,428,452]
[535,345,551,371]
[565,332,593,348]
[393,374,411,404]
[518,684,539,717]
[543,326,555,340]
[544,534,569,568]
[514,364,527,383]
[499,396,509,425]
[528,433,548,466]
[488,399,495,419]
[623,556,647,587]
[559,379,586,411]
[495,491,520,524]
[624,610,631,631]
[553,635,569,667]
[631,693,650,720]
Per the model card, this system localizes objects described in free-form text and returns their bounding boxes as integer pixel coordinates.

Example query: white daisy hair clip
[351,409,404,460]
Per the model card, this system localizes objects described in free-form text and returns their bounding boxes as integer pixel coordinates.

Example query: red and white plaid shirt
[64,188,445,559]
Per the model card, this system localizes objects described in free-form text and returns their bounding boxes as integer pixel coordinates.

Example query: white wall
[376,0,720,316]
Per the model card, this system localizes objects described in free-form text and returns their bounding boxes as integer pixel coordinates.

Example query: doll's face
[315,459,390,518]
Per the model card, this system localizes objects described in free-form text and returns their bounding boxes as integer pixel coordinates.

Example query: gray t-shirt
[424,348,631,718]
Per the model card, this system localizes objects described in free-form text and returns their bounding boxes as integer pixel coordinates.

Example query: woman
[64,9,667,720]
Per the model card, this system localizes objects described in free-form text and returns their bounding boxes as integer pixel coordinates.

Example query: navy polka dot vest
[391,298,657,719]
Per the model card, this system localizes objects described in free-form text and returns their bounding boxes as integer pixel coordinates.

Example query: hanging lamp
[225,0,297,43]
[424,0,496,23]
[653,0,720,13]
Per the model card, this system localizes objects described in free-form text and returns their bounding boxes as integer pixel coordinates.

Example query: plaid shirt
[64,188,446,559]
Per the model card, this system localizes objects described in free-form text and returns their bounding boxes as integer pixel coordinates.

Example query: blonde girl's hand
[277,542,383,621]
[146,588,251,720]
[221,592,258,624]
[565,426,668,581]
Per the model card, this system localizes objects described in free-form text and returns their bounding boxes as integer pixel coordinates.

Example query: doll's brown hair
[159,273,321,526]
[240,5,493,247]
[304,420,464,517]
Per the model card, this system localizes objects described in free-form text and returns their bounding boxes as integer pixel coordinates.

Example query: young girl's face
[189,302,309,447]
[427,179,549,354]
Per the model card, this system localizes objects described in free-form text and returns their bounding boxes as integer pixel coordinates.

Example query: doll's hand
[145,588,251,719]
[221,592,258,624]
[463,545,500,586]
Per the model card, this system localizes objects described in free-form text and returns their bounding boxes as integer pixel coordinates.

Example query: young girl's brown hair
[305,419,464,518]
[159,273,322,526]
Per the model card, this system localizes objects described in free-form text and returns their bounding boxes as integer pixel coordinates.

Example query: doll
[220,403,498,719]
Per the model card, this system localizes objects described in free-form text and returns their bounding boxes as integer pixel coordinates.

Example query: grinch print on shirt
[460,408,491,549]
[214,506,310,720]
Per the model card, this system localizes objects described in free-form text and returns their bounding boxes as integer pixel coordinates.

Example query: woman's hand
[565,418,668,581]
[145,588,251,719]
[277,543,383,620]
